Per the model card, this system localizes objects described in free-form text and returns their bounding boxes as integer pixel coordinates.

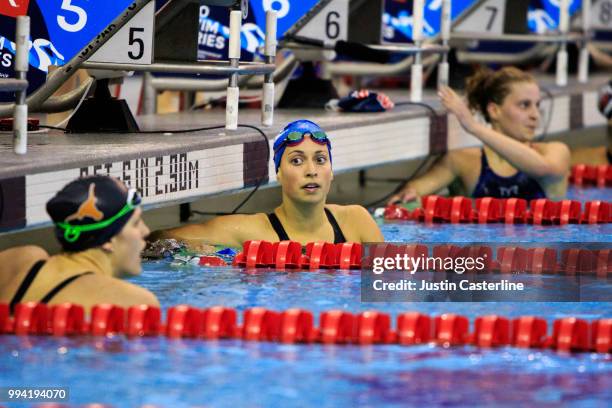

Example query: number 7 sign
[0,0,30,18]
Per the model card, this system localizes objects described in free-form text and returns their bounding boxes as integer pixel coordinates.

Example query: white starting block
[451,0,588,87]
[280,0,451,104]
[0,0,274,135]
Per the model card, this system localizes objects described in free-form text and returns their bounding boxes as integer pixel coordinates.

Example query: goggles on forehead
[275,130,330,151]
[55,188,142,243]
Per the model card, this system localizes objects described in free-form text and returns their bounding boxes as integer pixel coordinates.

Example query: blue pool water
[1,187,611,408]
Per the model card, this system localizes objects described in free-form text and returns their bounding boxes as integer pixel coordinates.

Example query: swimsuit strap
[324,208,347,244]
[267,212,290,241]
[471,149,492,198]
[267,209,347,243]
[9,259,94,314]
[40,272,94,304]
[9,260,46,314]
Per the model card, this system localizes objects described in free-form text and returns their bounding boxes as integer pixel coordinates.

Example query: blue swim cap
[273,119,332,173]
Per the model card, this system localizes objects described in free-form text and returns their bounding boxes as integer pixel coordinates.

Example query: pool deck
[0,75,608,232]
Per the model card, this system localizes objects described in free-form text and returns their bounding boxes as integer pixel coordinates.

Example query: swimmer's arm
[391,155,457,203]
[150,215,251,249]
[588,44,612,68]
[351,206,385,243]
[471,124,570,178]
[438,85,569,179]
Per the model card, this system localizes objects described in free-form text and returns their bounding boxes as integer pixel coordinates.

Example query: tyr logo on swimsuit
[0,0,30,18]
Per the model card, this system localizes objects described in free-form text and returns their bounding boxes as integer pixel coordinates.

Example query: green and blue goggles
[273,126,332,173]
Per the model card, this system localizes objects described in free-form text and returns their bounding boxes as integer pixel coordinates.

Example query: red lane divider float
[2,302,609,354]
[513,316,548,348]
[229,241,612,277]
[473,315,510,348]
[234,241,363,270]
[384,196,611,224]
[570,164,612,187]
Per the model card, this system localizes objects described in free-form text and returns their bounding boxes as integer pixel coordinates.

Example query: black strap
[40,272,94,304]
[268,209,347,244]
[267,212,290,241]
[324,208,347,244]
[9,260,46,314]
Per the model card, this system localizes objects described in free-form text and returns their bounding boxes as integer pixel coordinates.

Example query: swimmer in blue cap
[155,119,383,248]
[389,67,570,204]
[0,175,159,313]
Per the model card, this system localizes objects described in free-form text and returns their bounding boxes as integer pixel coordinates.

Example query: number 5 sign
[0,0,30,18]
[89,1,154,65]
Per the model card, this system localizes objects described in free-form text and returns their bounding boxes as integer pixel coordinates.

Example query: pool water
[1,187,611,408]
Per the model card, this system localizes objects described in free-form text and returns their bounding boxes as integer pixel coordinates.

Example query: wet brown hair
[465,67,536,122]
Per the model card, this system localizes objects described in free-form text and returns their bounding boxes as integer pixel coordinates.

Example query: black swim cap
[46,175,140,252]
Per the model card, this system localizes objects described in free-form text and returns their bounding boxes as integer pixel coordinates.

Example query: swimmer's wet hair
[465,66,535,122]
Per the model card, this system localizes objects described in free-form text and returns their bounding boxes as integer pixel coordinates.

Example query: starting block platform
[0,75,608,233]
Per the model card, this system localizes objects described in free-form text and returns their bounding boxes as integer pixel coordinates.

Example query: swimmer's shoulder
[52,273,159,309]
[0,246,50,299]
[447,147,481,168]
[0,245,49,277]
[326,204,365,220]
[326,204,384,242]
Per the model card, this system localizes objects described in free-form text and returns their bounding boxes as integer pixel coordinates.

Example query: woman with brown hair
[389,67,570,204]
[0,176,159,313]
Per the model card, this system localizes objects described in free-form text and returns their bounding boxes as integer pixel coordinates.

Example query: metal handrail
[0,79,28,92]
[0,0,153,117]
[145,54,298,92]
[455,44,558,64]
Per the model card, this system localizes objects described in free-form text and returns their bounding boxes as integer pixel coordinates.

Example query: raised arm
[438,85,570,179]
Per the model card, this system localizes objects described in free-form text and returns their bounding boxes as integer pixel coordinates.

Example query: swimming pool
[1,187,611,408]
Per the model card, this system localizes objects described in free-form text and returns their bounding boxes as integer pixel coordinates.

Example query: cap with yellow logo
[46,175,141,251]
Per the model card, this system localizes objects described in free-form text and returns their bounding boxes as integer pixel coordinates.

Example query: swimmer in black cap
[0,175,158,313]
[153,119,383,248]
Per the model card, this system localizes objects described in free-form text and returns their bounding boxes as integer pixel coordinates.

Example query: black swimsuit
[9,260,93,314]
[471,149,546,200]
[267,208,347,244]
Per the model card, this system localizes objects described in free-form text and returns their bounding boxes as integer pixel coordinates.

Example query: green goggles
[283,131,329,147]
[56,188,141,243]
